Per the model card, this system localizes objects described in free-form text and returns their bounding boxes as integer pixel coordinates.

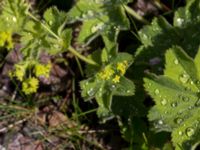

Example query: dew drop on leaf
[186,127,195,137]
[174,118,183,124]
[86,10,94,17]
[154,89,160,95]
[82,13,87,19]
[179,73,190,84]
[158,120,163,125]
[126,90,131,93]
[174,59,179,65]
[188,106,193,110]
[87,88,95,96]
[196,80,200,85]
[110,85,116,90]
[171,102,177,107]
[91,23,104,33]
[142,34,148,40]
[12,16,17,22]
[195,99,200,107]
[178,131,183,135]
[176,18,184,26]
[182,96,189,102]
[161,98,167,105]
[49,20,53,25]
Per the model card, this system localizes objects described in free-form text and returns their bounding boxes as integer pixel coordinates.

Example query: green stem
[123,5,149,24]
[27,12,60,40]
[68,46,97,65]
[27,12,97,65]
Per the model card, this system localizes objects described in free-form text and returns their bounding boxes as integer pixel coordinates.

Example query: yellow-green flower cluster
[10,61,52,95]
[98,66,114,80]
[14,64,26,81]
[98,60,129,83]
[0,31,13,49]
[117,60,128,75]
[22,77,39,95]
[34,63,51,78]
[112,75,120,83]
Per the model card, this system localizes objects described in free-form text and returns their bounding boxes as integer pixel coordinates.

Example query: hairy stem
[68,46,98,65]
[27,12,98,66]
[123,5,149,24]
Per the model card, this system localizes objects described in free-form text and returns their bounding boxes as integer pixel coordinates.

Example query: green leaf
[164,46,199,92]
[113,76,135,96]
[144,47,200,149]
[174,0,200,27]
[61,29,72,49]
[135,0,200,78]
[80,52,135,117]
[67,0,130,44]
[0,0,29,32]
[80,77,102,101]
[44,6,68,35]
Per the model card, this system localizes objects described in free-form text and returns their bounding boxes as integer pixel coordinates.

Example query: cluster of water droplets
[5,16,17,27]
[91,22,105,33]
[176,17,185,26]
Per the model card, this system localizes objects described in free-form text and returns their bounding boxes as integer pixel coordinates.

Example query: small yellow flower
[0,31,13,49]
[22,77,39,95]
[98,66,114,80]
[14,64,26,81]
[117,61,128,75]
[112,75,120,83]
[34,62,51,78]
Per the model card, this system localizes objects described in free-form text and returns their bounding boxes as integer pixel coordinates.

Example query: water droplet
[174,59,179,65]
[12,16,17,22]
[196,80,200,85]
[174,118,183,124]
[186,127,195,137]
[82,13,87,19]
[110,85,116,90]
[195,99,200,107]
[49,20,53,25]
[87,88,95,96]
[179,73,190,84]
[176,18,184,26]
[161,99,167,105]
[142,34,148,40]
[171,102,177,107]
[182,96,189,102]
[154,89,160,95]
[158,120,163,125]
[184,87,191,91]
[178,131,183,135]
[86,10,94,17]
[114,26,120,32]
[91,22,104,33]
[188,106,193,110]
